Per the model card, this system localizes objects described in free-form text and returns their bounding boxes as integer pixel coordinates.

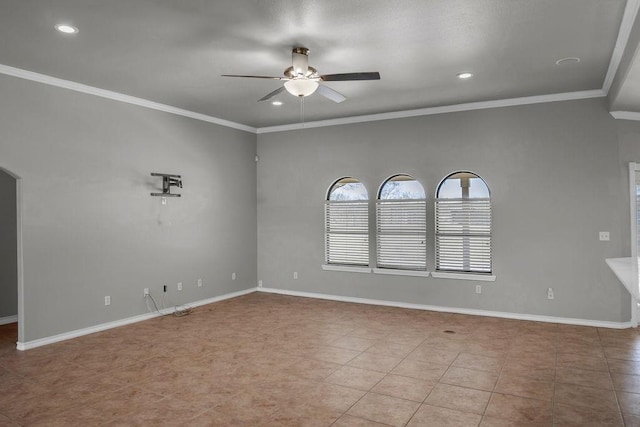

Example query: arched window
[325,177,369,266]
[376,174,427,271]
[435,171,491,274]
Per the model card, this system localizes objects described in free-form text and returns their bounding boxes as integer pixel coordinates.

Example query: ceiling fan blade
[317,85,346,103]
[320,72,381,81]
[258,86,286,102]
[221,74,286,80]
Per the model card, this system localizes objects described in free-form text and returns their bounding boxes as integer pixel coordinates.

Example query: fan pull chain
[299,96,305,127]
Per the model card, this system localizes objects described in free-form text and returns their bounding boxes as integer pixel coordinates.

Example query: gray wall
[257,98,633,323]
[0,171,17,319]
[0,74,257,342]
[2,70,637,344]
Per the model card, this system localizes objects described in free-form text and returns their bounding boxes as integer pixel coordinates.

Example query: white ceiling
[1,0,638,129]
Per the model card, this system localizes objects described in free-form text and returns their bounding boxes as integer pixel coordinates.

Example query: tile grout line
[404,333,451,426]
[599,327,626,425]
[482,324,517,424]
[551,334,558,427]
[338,332,429,426]
[325,336,401,426]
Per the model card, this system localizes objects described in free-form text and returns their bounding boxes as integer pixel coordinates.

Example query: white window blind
[325,201,369,266]
[376,199,427,270]
[435,198,491,273]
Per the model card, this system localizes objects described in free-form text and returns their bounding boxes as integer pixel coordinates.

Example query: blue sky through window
[379,178,425,199]
[329,180,368,201]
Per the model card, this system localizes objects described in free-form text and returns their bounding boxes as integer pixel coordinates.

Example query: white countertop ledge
[606,257,640,301]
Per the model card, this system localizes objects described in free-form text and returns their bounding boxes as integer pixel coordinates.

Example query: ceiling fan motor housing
[291,47,312,77]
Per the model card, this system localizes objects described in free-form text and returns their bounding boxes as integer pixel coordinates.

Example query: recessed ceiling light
[55,24,78,34]
[271,101,283,106]
[555,57,580,66]
[457,72,473,79]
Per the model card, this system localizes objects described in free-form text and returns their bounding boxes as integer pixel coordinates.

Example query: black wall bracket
[151,173,182,197]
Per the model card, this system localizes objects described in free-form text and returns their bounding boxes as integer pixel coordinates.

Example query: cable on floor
[145,292,193,317]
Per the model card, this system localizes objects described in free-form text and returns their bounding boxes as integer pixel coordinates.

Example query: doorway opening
[0,168,23,348]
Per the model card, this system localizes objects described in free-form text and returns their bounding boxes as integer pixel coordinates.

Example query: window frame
[434,171,495,280]
[375,174,428,273]
[323,177,371,270]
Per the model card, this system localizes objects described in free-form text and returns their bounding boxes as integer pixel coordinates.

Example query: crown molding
[257,89,606,134]
[2,1,637,135]
[611,110,640,121]
[0,64,257,134]
[602,0,640,94]
[0,64,618,136]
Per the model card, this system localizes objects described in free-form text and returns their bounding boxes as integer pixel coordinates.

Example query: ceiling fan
[222,47,380,103]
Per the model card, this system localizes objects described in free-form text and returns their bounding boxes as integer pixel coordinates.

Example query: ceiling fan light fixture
[284,78,319,97]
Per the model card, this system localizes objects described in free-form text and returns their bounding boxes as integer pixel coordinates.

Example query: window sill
[373,268,430,277]
[431,271,496,282]
[321,265,372,274]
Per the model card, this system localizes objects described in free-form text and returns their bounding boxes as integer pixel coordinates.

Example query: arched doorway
[0,167,23,347]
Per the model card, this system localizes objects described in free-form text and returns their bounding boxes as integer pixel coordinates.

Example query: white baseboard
[0,315,17,326]
[17,284,632,351]
[258,287,632,329]
[16,287,257,351]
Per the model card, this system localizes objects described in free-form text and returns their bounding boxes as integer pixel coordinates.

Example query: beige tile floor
[0,292,639,426]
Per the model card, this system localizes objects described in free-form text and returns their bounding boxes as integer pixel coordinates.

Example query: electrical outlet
[232,272,236,281]
[599,231,610,241]
[258,280,263,288]
[104,296,111,306]
[197,278,202,287]
[143,288,149,296]
[293,272,298,280]
[547,287,554,300]
[475,285,482,294]
[177,282,183,291]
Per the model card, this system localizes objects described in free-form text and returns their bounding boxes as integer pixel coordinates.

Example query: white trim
[373,268,430,277]
[16,287,257,351]
[0,62,613,134]
[0,167,25,343]
[611,111,640,121]
[628,162,639,327]
[630,163,639,260]
[321,264,372,274]
[431,271,497,282]
[0,64,257,134]
[602,0,640,94]
[257,90,606,134]
[0,315,17,325]
[16,177,24,343]
[257,287,632,329]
